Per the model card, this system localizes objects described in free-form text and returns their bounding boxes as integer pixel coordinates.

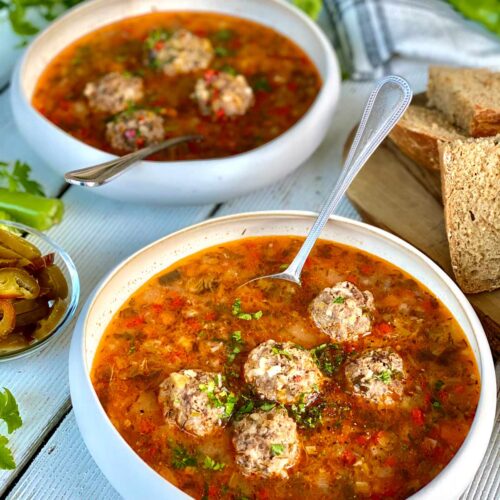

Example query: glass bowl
[0,220,79,361]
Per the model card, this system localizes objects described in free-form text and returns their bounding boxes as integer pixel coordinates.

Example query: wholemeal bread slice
[389,105,465,170]
[439,136,500,293]
[428,66,500,137]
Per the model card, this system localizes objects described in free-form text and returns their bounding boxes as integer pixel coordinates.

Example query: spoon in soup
[241,75,412,288]
[64,135,202,187]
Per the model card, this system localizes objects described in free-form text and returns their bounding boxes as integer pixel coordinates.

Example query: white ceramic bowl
[69,211,496,500]
[10,0,340,205]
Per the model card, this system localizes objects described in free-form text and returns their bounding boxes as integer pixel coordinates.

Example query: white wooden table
[0,65,498,499]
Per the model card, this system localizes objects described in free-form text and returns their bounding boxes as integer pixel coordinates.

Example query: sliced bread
[428,66,500,137]
[389,105,465,170]
[439,136,500,293]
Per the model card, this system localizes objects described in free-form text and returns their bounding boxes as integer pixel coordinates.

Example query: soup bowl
[10,0,340,205]
[69,211,496,499]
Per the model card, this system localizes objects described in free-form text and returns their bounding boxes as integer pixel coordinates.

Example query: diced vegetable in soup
[92,237,479,499]
[33,12,321,160]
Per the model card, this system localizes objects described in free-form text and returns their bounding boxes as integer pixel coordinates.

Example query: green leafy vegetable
[259,402,276,412]
[171,444,197,469]
[270,444,284,456]
[311,343,345,376]
[447,0,500,36]
[0,388,22,470]
[203,455,226,471]
[1,0,84,37]
[231,298,263,321]
[292,0,322,20]
[0,161,63,230]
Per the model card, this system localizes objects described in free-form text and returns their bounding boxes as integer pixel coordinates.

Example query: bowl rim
[0,220,80,361]
[72,210,496,499]
[17,0,341,167]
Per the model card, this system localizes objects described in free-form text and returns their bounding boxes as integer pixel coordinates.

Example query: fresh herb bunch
[0,388,22,470]
[0,0,83,37]
[0,160,63,230]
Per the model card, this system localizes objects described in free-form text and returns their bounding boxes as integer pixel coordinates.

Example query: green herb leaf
[270,444,284,456]
[0,388,22,434]
[145,28,171,50]
[432,400,442,409]
[311,343,345,376]
[333,296,345,304]
[252,76,271,92]
[231,299,263,321]
[214,46,230,57]
[290,395,325,429]
[214,29,233,41]
[234,397,254,420]
[271,345,292,359]
[377,370,393,384]
[260,402,276,412]
[0,435,15,470]
[434,380,445,391]
[203,455,226,471]
[171,444,197,469]
[220,64,237,76]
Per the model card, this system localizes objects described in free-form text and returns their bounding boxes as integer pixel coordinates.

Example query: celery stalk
[0,188,64,230]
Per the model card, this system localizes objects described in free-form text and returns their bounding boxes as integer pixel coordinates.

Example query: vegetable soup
[92,236,479,499]
[33,12,321,160]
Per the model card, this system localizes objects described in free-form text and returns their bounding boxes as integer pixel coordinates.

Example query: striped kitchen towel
[322,0,500,80]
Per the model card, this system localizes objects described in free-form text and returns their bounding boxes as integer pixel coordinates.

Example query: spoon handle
[286,75,412,281]
[64,135,201,187]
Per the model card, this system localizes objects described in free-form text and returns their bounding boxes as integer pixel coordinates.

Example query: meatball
[309,281,375,341]
[105,109,164,152]
[146,29,213,76]
[244,339,322,405]
[158,369,234,437]
[345,348,405,405]
[83,72,144,114]
[233,407,300,478]
[193,70,254,118]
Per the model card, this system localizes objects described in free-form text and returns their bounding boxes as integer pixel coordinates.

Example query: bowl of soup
[69,211,496,499]
[10,0,340,205]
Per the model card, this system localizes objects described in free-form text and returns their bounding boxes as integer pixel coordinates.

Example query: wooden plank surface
[346,135,500,356]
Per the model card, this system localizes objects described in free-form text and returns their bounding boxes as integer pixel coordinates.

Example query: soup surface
[33,12,321,160]
[92,237,479,499]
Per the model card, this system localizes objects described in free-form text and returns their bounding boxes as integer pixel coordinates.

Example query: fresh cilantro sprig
[203,455,226,471]
[199,376,238,418]
[0,388,22,470]
[289,394,324,429]
[270,444,284,456]
[226,331,244,364]
[171,443,197,469]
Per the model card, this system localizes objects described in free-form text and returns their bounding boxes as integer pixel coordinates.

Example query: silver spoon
[242,75,412,287]
[64,135,202,187]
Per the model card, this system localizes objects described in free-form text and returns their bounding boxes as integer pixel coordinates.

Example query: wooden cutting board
[345,126,500,359]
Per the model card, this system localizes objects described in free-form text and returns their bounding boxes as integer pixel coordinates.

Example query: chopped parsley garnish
[432,400,442,409]
[232,299,263,321]
[377,370,393,384]
[252,76,271,92]
[226,331,244,364]
[270,444,284,456]
[145,28,171,50]
[311,343,345,376]
[220,64,237,76]
[214,46,230,57]
[434,380,445,391]
[203,456,226,471]
[279,263,289,271]
[260,402,276,412]
[290,395,324,429]
[234,396,255,420]
[171,444,197,469]
[214,29,233,41]
[0,160,44,196]
[333,296,345,304]
[199,376,237,417]
[271,345,292,359]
